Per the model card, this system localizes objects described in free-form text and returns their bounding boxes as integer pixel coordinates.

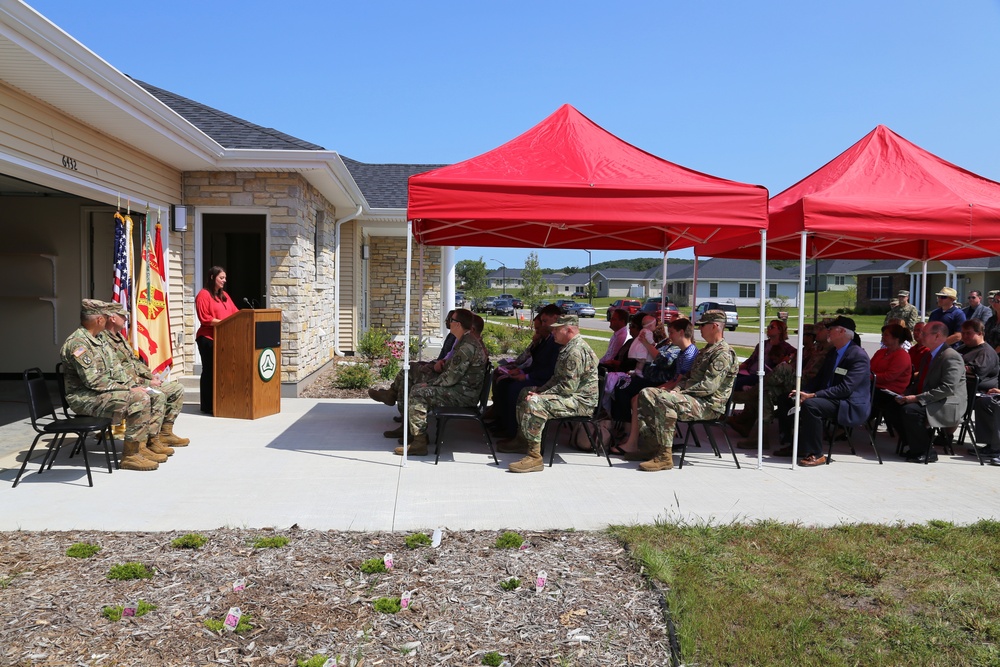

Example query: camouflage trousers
[393,363,438,413]
[516,387,594,452]
[733,365,795,426]
[637,388,721,455]
[156,380,185,423]
[407,384,478,436]
[67,388,165,442]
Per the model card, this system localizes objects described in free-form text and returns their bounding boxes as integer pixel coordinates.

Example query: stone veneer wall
[182,171,339,388]
[368,237,442,342]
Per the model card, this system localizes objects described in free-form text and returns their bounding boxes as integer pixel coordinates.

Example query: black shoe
[907,451,938,463]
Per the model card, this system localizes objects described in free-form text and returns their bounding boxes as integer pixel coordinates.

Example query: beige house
[0,1,454,395]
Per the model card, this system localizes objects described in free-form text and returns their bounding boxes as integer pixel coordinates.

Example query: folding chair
[431,362,498,465]
[56,362,118,470]
[676,390,740,469]
[825,374,883,464]
[954,374,984,466]
[540,380,612,467]
[13,368,114,488]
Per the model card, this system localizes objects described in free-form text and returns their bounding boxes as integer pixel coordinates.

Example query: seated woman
[732,319,795,393]
[870,323,913,422]
[612,319,699,456]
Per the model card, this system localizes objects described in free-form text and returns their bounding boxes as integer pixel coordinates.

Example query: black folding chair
[676,390,741,469]
[955,374,984,466]
[540,379,612,467]
[56,362,118,470]
[825,374,883,465]
[431,362,498,465]
[13,368,114,488]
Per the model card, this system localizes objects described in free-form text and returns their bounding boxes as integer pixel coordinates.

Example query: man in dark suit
[783,316,871,467]
[890,321,968,463]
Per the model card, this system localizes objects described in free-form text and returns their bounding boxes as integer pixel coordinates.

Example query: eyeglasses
[445,318,453,325]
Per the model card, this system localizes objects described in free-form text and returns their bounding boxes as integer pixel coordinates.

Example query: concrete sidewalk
[1,397,998,532]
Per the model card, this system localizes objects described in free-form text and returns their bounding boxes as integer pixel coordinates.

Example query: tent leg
[401,221,413,467]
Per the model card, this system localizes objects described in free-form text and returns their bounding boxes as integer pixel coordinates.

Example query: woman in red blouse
[871,323,913,419]
[195,266,240,414]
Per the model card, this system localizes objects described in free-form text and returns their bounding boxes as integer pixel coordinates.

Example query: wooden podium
[214,308,282,419]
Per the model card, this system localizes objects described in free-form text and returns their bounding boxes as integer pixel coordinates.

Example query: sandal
[609,444,627,456]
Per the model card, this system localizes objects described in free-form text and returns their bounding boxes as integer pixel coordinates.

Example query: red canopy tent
[397,104,769,464]
[408,104,768,251]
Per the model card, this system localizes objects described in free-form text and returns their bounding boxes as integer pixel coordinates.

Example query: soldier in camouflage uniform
[394,309,488,456]
[635,310,738,471]
[509,314,599,474]
[59,300,161,471]
[885,290,918,330]
[101,301,189,449]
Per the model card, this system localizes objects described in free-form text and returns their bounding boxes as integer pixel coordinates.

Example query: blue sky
[27,0,1000,270]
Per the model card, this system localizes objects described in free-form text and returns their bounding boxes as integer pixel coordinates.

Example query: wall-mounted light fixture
[171,205,189,232]
[361,244,370,260]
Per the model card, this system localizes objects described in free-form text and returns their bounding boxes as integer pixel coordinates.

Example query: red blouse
[195,288,240,340]
[870,347,911,394]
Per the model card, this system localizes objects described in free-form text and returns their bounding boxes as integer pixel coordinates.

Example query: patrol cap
[989,290,1000,299]
[103,301,126,317]
[889,298,899,307]
[81,298,107,316]
[829,315,857,332]
[897,290,910,297]
[935,286,958,299]
[694,309,726,326]
[550,314,579,328]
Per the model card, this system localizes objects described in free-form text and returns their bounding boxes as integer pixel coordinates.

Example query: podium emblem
[258,348,277,382]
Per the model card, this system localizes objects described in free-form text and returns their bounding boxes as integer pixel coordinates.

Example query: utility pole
[491,259,507,294]
[586,249,593,304]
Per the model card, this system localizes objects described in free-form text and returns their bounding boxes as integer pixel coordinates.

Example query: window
[833,275,847,286]
[598,281,603,291]
[676,282,687,297]
[709,282,718,298]
[768,283,778,298]
[739,283,757,299]
[869,276,891,300]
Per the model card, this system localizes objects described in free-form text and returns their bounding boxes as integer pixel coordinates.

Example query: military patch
[73,346,86,358]
[81,354,93,366]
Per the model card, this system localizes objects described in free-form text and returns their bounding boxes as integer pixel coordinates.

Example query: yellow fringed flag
[135,220,173,375]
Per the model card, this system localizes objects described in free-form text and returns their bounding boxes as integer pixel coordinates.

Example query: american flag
[112,211,133,324]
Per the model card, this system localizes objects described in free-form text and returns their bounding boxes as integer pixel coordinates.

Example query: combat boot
[120,439,158,471]
[394,433,429,456]
[368,387,397,406]
[383,425,404,439]
[496,435,528,453]
[158,421,189,446]
[138,438,168,463]
[508,443,543,473]
[146,434,174,457]
[639,447,674,471]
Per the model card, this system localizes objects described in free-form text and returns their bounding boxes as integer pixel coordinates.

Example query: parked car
[534,300,552,313]
[605,298,643,320]
[640,298,680,323]
[492,298,515,316]
[693,302,739,331]
[473,296,496,313]
[454,291,465,308]
[510,297,523,309]
[571,290,587,299]
[555,299,577,314]
[567,302,596,318]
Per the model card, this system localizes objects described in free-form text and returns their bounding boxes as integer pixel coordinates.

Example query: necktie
[915,354,931,393]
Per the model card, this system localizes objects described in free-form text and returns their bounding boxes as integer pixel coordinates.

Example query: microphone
[243,297,253,308]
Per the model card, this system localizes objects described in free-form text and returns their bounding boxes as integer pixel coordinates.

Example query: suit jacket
[806,343,871,427]
[918,346,967,428]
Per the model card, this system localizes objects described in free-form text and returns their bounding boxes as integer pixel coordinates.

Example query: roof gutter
[334,205,363,356]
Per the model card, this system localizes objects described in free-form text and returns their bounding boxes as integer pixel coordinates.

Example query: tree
[518,252,550,308]
[461,258,490,305]
[456,259,484,290]
[586,281,598,300]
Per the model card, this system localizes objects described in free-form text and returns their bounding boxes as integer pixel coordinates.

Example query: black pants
[196,336,214,414]
[611,376,658,422]
[799,398,840,458]
[889,402,931,457]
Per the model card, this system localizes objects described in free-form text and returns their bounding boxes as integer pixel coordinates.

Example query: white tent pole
[661,251,668,309]
[791,232,807,469]
[691,256,699,319]
[921,260,928,321]
[756,229,767,469]
[418,243,424,360]
[402,221,413,467]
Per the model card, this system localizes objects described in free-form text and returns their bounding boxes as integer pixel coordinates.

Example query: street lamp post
[491,259,507,294]
[585,250,593,304]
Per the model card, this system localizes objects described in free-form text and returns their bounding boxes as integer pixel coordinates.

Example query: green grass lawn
[612,520,1000,666]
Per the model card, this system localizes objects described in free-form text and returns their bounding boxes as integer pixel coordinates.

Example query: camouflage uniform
[637,338,738,456]
[60,326,158,442]
[741,340,832,423]
[407,335,488,436]
[100,330,182,425]
[516,334,599,450]
[884,302,918,329]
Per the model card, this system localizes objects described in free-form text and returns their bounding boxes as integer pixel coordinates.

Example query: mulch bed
[0,528,671,666]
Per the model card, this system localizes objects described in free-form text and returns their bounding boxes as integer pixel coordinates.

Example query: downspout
[333,205,363,356]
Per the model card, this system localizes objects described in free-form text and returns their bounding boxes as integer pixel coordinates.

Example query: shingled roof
[132,78,326,151]
[340,157,444,209]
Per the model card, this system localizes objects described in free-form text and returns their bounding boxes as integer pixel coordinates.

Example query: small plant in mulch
[106,562,153,580]
[253,536,289,549]
[297,655,340,667]
[0,573,19,589]
[499,577,521,592]
[360,557,388,574]
[481,651,504,666]
[171,533,208,549]
[405,532,432,549]
[102,600,156,622]
[335,363,376,389]
[494,531,524,549]
[373,596,401,614]
[66,542,101,559]
[204,613,254,634]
